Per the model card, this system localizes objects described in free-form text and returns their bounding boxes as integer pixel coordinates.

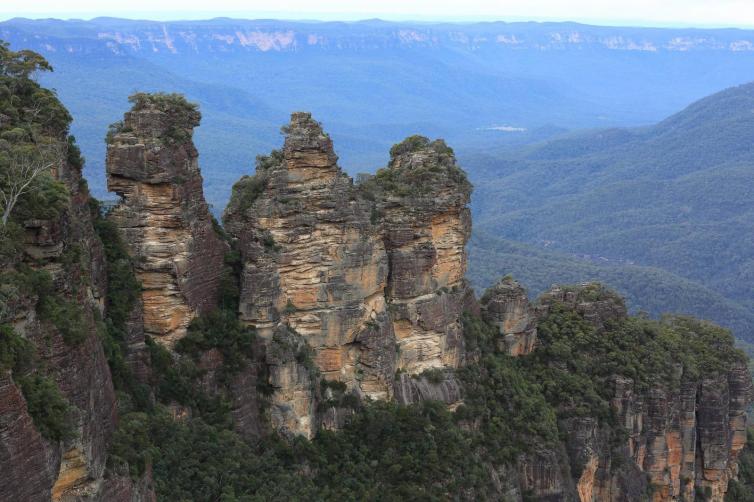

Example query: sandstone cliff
[224,113,394,435]
[106,93,226,348]
[480,276,537,356]
[224,118,475,434]
[497,282,754,502]
[0,137,153,500]
[368,135,473,374]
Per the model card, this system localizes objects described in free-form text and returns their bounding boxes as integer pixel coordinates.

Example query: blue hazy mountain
[466,81,754,343]
[3,17,754,207]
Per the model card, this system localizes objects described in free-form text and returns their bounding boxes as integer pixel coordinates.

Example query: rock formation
[0,137,154,500]
[106,93,226,347]
[2,83,750,501]
[371,136,473,374]
[530,283,753,502]
[480,276,537,356]
[224,113,394,409]
[224,119,475,434]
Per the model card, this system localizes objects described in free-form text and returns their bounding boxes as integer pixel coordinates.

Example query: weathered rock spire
[106,93,226,347]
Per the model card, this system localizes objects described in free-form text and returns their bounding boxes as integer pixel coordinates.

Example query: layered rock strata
[106,95,226,347]
[224,118,475,433]
[224,112,395,408]
[0,143,153,500]
[531,283,753,502]
[373,136,473,373]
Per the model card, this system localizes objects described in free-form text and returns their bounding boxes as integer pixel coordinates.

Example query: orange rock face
[106,95,226,347]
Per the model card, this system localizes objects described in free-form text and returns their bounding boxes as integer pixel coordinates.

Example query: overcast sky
[2,0,754,28]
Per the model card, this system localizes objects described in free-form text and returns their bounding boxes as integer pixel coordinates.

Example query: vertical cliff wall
[504,282,754,502]
[480,276,537,356]
[105,94,226,348]
[368,136,474,373]
[224,113,394,435]
[0,139,147,500]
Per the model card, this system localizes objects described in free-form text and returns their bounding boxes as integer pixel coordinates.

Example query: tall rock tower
[106,93,226,347]
[370,136,474,373]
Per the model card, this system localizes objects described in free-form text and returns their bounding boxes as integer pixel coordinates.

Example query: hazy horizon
[3,0,754,29]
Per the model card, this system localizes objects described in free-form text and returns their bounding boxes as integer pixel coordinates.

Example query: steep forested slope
[468,82,754,341]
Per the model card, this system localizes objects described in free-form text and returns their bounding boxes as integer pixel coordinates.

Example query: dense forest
[465,82,754,347]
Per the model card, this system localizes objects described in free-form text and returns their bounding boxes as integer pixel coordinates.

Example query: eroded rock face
[480,276,537,356]
[535,283,753,502]
[394,371,463,408]
[0,373,58,501]
[224,120,475,434]
[0,150,140,500]
[224,113,395,403]
[106,95,226,347]
[373,136,473,373]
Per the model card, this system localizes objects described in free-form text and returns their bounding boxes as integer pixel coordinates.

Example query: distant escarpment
[106,93,226,348]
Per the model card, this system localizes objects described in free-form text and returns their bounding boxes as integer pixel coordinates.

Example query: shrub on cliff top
[364,135,471,198]
[527,298,747,421]
[127,92,200,144]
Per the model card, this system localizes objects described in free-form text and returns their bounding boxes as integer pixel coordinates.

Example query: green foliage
[224,150,282,219]
[457,314,559,461]
[363,135,471,198]
[108,411,159,478]
[416,367,446,384]
[282,298,297,315]
[126,92,200,144]
[146,336,233,427]
[90,202,151,406]
[0,323,33,373]
[0,41,74,227]
[389,134,454,158]
[175,309,256,381]
[524,297,746,421]
[218,250,242,311]
[225,174,268,215]
[17,373,74,441]
[726,428,754,501]
[30,269,87,345]
[0,324,74,442]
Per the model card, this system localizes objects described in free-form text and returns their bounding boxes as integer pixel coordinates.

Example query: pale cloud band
[1,0,753,28]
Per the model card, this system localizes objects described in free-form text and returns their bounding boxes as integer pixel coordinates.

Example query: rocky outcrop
[0,143,126,500]
[480,276,537,356]
[394,370,463,407]
[224,119,475,432]
[224,112,395,405]
[533,283,753,502]
[371,136,473,374]
[106,94,226,348]
[536,283,628,330]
